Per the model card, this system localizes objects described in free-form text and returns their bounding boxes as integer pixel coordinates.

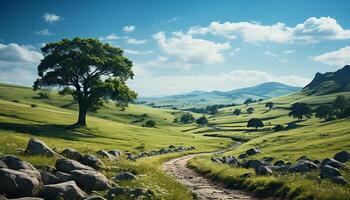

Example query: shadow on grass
[0,122,98,141]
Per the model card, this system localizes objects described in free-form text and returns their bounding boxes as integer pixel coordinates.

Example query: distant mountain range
[138,82,301,108]
[303,65,350,95]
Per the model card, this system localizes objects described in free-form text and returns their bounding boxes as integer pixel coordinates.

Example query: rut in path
[162,143,264,200]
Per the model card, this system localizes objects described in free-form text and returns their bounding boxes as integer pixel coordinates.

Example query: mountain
[138,82,301,108]
[303,65,350,95]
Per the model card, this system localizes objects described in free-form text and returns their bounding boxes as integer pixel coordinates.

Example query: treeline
[174,113,209,126]
[185,103,237,115]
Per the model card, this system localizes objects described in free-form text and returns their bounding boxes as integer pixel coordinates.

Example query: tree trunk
[76,103,87,126]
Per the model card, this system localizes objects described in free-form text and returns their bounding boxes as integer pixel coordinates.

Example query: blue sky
[0,0,350,96]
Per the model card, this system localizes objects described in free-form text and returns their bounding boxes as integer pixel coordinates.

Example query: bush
[180,113,195,123]
[247,118,264,129]
[247,107,255,114]
[233,108,241,116]
[144,120,156,128]
[12,100,19,103]
[195,116,208,126]
[273,124,284,132]
[30,104,37,108]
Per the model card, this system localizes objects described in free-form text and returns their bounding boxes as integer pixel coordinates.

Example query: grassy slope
[188,91,350,199]
[0,83,230,199]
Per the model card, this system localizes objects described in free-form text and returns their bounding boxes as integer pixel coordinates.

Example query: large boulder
[246,148,261,156]
[25,138,55,157]
[334,151,350,163]
[0,160,8,168]
[70,170,109,192]
[0,156,36,171]
[126,153,136,161]
[61,148,82,162]
[108,150,122,157]
[331,176,348,185]
[40,172,60,185]
[320,165,342,179]
[81,155,104,170]
[255,166,272,176]
[273,160,285,166]
[0,168,40,198]
[55,171,72,182]
[37,181,86,200]
[321,158,347,170]
[96,150,115,161]
[289,163,310,173]
[114,172,137,181]
[238,153,248,159]
[55,159,94,173]
[107,186,152,199]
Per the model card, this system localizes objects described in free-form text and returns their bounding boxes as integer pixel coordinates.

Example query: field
[187,91,350,199]
[0,83,230,199]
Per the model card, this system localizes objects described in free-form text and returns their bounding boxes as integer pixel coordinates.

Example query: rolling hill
[139,82,301,108]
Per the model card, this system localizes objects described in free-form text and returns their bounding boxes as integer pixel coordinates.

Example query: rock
[61,148,82,162]
[262,157,274,162]
[0,168,40,198]
[320,165,342,179]
[321,158,347,169]
[108,150,122,157]
[34,165,56,174]
[331,176,348,185]
[271,165,289,172]
[126,154,136,161]
[70,170,109,191]
[81,155,104,170]
[25,138,55,157]
[246,148,261,156]
[297,155,311,162]
[299,160,318,170]
[274,160,285,166]
[0,155,36,171]
[211,157,222,163]
[8,198,44,200]
[255,166,273,176]
[0,160,8,168]
[56,159,94,173]
[37,181,86,200]
[96,150,116,161]
[189,146,196,150]
[243,159,268,170]
[114,172,137,181]
[289,163,310,173]
[107,186,152,199]
[238,153,248,159]
[168,145,176,148]
[55,171,72,182]
[19,169,42,183]
[334,151,350,163]
[40,172,60,185]
[84,195,107,200]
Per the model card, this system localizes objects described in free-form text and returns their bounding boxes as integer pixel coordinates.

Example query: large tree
[315,105,334,121]
[288,103,312,121]
[247,118,264,130]
[34,38,137,126]
[265,102,274,110]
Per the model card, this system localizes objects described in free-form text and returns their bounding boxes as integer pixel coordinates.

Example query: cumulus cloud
[128,68,310,96]
[127,38,147,45]
[43,13,64,23]
[0,43,42,86]
[124,49,153,55]
[153,31,230,65]
[123,25,135,32]
[35,29,52,36]
[188,17,350,44]
[264,51,288,63]
[312,46,350,67]
[284,50,295,54]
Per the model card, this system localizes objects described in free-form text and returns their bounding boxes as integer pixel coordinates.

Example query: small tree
[333,95,349,118]
[233,108,241,116]
[145,120,156,128]
[180,113,195,123]
[247,107,255,114]
[288,103,312,121]
[33,38,137,126]
[265,102,274,110]
[247,118,264,129]
[244,98,254,106]
[315,105,335,121]
[196,116,208,126]
[273,124,284,132]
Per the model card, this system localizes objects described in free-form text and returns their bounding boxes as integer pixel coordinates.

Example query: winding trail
[162,143,259,200]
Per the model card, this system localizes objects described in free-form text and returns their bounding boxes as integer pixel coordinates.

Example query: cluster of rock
[211,147,350,185]
[125,145,196,161]
[0,138,153,199]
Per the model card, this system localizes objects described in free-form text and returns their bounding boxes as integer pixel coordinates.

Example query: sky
[0,0,350,97]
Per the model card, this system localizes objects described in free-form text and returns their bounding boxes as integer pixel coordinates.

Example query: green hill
[303,65,350,95]
[139,82,301,108]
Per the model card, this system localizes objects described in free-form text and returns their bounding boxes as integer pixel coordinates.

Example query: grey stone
[108,150,122,157]
[55,158,94,173]
[246,148,261,156]
[273,160,285,166]
[70,170,109,191]
[81,155,104,170]
[255,166,272,176]
[37,181,86,200]
[40,172,60,185]
[84,196,107,200]
[238,153,248,159]
[107,186,152,199]
[25,138,55,157]
[61,148,82,162]
[331,176,348,185]
[114,172,137,181]
[96,150,115,161]
[334,151,350,163]
[0,155,36,171]
[320,165,342,179]
[321,158,347,169]
[55,171,72,182]
[289,163,310,173]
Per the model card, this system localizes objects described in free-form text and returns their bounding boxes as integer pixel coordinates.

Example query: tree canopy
[247,107,255,114]
[195,116,208,126]
[244,98,254,105]
[288,103,312,121]
[247,118,264,129]
[265,102,274,110]
[233,108,241,116]
[179,113,195,124]
[34,38,137,125]
[315,105,334,121]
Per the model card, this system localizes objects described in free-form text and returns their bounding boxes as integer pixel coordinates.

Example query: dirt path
[162,143,259,200]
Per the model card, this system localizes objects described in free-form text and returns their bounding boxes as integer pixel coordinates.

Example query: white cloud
[284,50,295,54]
[128,69,310,96]
[153,31,230,65]
[124,49,153,55]
[0,43,42,86]
[264,51,279,58]
[123,25,136,32]
[43,13,64,23]
[229,47,241,56]
[127,38,147,45]
[35,29,52,36]
[312,46,350,67]
[188,17,350,44]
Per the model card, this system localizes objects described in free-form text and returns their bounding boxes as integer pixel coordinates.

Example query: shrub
[247,107,255,114]
[30,104,37,108]
[12,100,19,103]
[247,118,264,129]
[233,108,241,116]
[196,116,208,126]
[273,124,284,132]
[144,120,156,128]
[180,113,195,123]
